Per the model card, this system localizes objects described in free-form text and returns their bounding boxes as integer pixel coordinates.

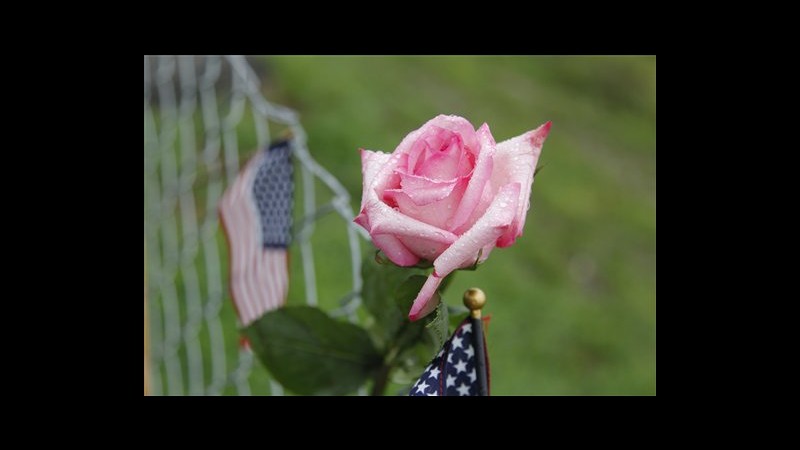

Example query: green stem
[372,320,419,396]
[370,364,392,396]
[370,344,401,396]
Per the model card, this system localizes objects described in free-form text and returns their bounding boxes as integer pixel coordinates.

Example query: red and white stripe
[219,154,289,327]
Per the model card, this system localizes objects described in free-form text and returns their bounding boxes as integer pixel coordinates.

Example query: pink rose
[354,115,551,321]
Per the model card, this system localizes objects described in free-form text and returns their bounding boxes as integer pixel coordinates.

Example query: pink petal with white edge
[406,136,430,174]
[433,182,520,277]
[448,123,496,233]
[416,135,465,181]
[397,172,463,206]
[452,175,495,236]
[492,121,551,247]
[424,115,480,156]
[396,236,449,263]
[354,211,369,230]
[478,241,496,263]
[367,151,408,202]
[372,234,420,267]
[365,199,458,245]
[359,149,394,211]
[392,118,445,160]
[384,177,467,229]
[408,274,443,321]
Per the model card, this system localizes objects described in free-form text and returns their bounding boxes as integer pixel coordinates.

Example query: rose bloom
[355,115,551,321]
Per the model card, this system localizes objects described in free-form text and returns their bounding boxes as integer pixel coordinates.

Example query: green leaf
[424,301,449,351]
[244,306,382,395]
[385,275,430,351]
[393,275,448,356]
[393,275,430,311]
[361,255,420,345]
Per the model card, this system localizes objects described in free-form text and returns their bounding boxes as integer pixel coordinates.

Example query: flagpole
[463,288,489,396]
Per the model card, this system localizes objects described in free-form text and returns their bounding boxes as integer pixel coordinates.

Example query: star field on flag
[410,319,489,396]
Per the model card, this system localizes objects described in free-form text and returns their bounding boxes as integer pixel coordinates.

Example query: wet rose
[355,115,551,321]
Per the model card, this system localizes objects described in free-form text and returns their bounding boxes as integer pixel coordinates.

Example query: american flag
[409,318,490,396]
[219,140,293,327]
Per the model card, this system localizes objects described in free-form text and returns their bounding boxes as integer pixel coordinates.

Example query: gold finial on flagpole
[464,287,490,395]
[463,288,486,319]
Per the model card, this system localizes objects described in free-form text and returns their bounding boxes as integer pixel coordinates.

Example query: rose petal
[359,149,393,211]
[392,118,444,161]
[433,182,520,277]
[416,134,464,180]
[406,138,428,175]
[448,123,496,233]
[492,121,550,247]
[365,199,458,245]
[425,115,480,156]
[354,211,369,229]
[372,234,420,267]
[479,241,496,263]
[384,177,467,229]
[396,237,450,263]
[359,144,459,262]
[398,172,462,206]
[408,274,443,321]
[418,126,452,165]
[455,146,475,178]
[455,178,495,235]
[368,151,408,201]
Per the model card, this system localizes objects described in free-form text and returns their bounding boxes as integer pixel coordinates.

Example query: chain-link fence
[144,55,368,395]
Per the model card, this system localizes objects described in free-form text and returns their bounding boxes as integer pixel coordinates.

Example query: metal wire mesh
[144,55,369,395]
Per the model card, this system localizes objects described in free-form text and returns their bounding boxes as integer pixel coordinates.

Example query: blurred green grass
[258,56,655,395]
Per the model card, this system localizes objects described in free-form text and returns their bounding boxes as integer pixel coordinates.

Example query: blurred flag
[409,317,490,396]
[219,139,294,327]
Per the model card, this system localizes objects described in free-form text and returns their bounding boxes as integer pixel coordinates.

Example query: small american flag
[409,318,490,396]
[219,139,293,328]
